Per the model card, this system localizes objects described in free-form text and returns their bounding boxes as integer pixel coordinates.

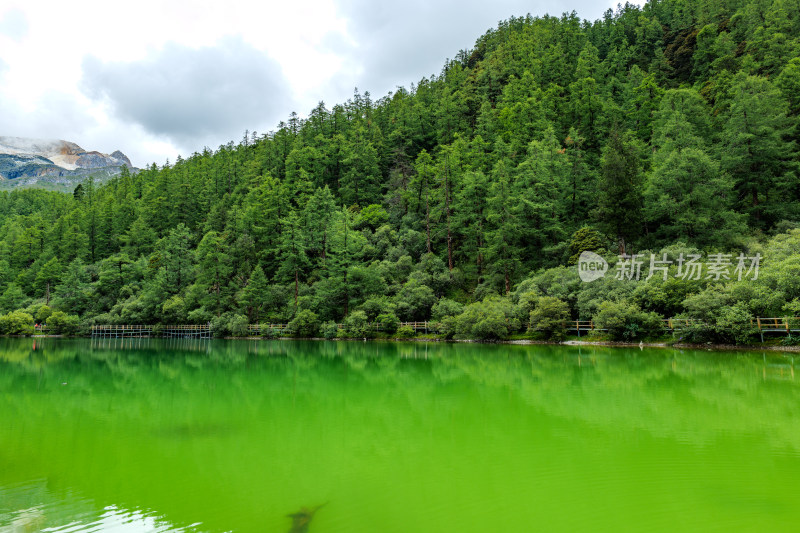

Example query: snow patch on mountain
[0,136,132,178]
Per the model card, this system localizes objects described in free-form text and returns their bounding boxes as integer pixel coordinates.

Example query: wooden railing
[91,324,211,339]
[753,317,800,332]
[400,321,432,332]
[247,324,289,334]
[86,317,800,339]
[92,324,154,337]
[161,324,213,339]
[247,321,434,334]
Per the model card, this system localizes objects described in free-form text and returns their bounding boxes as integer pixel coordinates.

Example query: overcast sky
[0,0,637,167]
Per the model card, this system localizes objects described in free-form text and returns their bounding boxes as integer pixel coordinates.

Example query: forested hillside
[1,0,799,341]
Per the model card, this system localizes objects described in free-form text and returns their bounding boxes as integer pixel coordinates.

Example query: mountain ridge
[0,136,134,191]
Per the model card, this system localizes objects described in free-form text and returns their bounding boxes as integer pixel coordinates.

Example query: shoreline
[19,334,800,353]
[223,335,800,353]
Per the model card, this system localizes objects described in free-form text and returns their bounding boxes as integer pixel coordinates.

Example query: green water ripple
[1,338,799,532]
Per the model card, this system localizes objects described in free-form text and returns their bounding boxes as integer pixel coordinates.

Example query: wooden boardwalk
[91,324,212,339]
[91,324,153,338]
[247,324,290,335]
[89,317,800,340]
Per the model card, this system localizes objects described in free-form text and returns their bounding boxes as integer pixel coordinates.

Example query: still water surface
[1,338,799,532]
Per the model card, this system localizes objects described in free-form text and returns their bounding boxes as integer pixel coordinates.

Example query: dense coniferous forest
[1,0,799,341]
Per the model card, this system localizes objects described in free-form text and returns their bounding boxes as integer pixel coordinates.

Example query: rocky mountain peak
[0,135,135,189]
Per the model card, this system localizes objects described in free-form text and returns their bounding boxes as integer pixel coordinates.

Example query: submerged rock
[287,502,327,533]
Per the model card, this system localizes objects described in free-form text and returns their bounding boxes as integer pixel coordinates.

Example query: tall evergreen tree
[484,159,522,294]
[721,73,799,226]
[239,264,269,323]
[275,210,310,311]
[195,230,233,317]
[594,127,644,254]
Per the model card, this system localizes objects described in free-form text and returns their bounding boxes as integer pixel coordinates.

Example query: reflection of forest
[2,338,798,450]
[2,338,799,533]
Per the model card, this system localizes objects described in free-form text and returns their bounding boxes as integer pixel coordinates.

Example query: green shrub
[46,311,81,336]
[210,313,249,337]
[360,297,394,321]
[32,304,53,324]
[574,275,635,320]
[394,279,437,321]
[395,325,415,338]
[259,324,279,339]
[228,314,249,337]
[161,295,187,324]
[632,276,703,317]
[321,321,339,339]
[514,290,541,323]
[781,334,800,346]
[340,311,370,338]
[209,315,226,337]
[715,304,757,345]
[529,296,570,340]
[287,309,320,337]
[784,298,800,315]
[681,286,731,321]
[433,316,458,339]
[676,321,717,344]
[376,312,400,334]
[593,301,665,341]
[568,226,606,265]
[676,304,757,345]
[431,298,464,320]
[454,297,521,340]
[0,311,35,335]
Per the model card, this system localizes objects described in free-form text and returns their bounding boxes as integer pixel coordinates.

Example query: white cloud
[327,0,572,100]
[81,38,291,153]
[0,8,28,41]
[0,0,638,167]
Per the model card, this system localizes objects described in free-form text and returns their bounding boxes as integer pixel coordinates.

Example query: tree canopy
[0,0,799,341]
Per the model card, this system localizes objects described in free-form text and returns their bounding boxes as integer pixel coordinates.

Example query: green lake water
[1,338,799,532]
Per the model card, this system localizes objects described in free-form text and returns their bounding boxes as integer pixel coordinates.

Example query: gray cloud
[0,90,94,138]
[0,9,29,41]
[0,87,186,167]
[326,0,612,100]
[81,37,291,152]
[0,89,127,162]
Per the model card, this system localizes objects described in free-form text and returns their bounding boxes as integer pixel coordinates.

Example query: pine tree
[239,264,269,322]
[484,159,522,294]
[721,73,799,226]
[33,257,61,305]
[410,150,436,254]
[303,186,337,264]
[340,128,382,208]
[454,169,489,282]
[594,127,644,254]
[195,230,233,317]
[645,147,744,247]
[157,224,195,296]
[514,128,570,266]
[275,210,310,311]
